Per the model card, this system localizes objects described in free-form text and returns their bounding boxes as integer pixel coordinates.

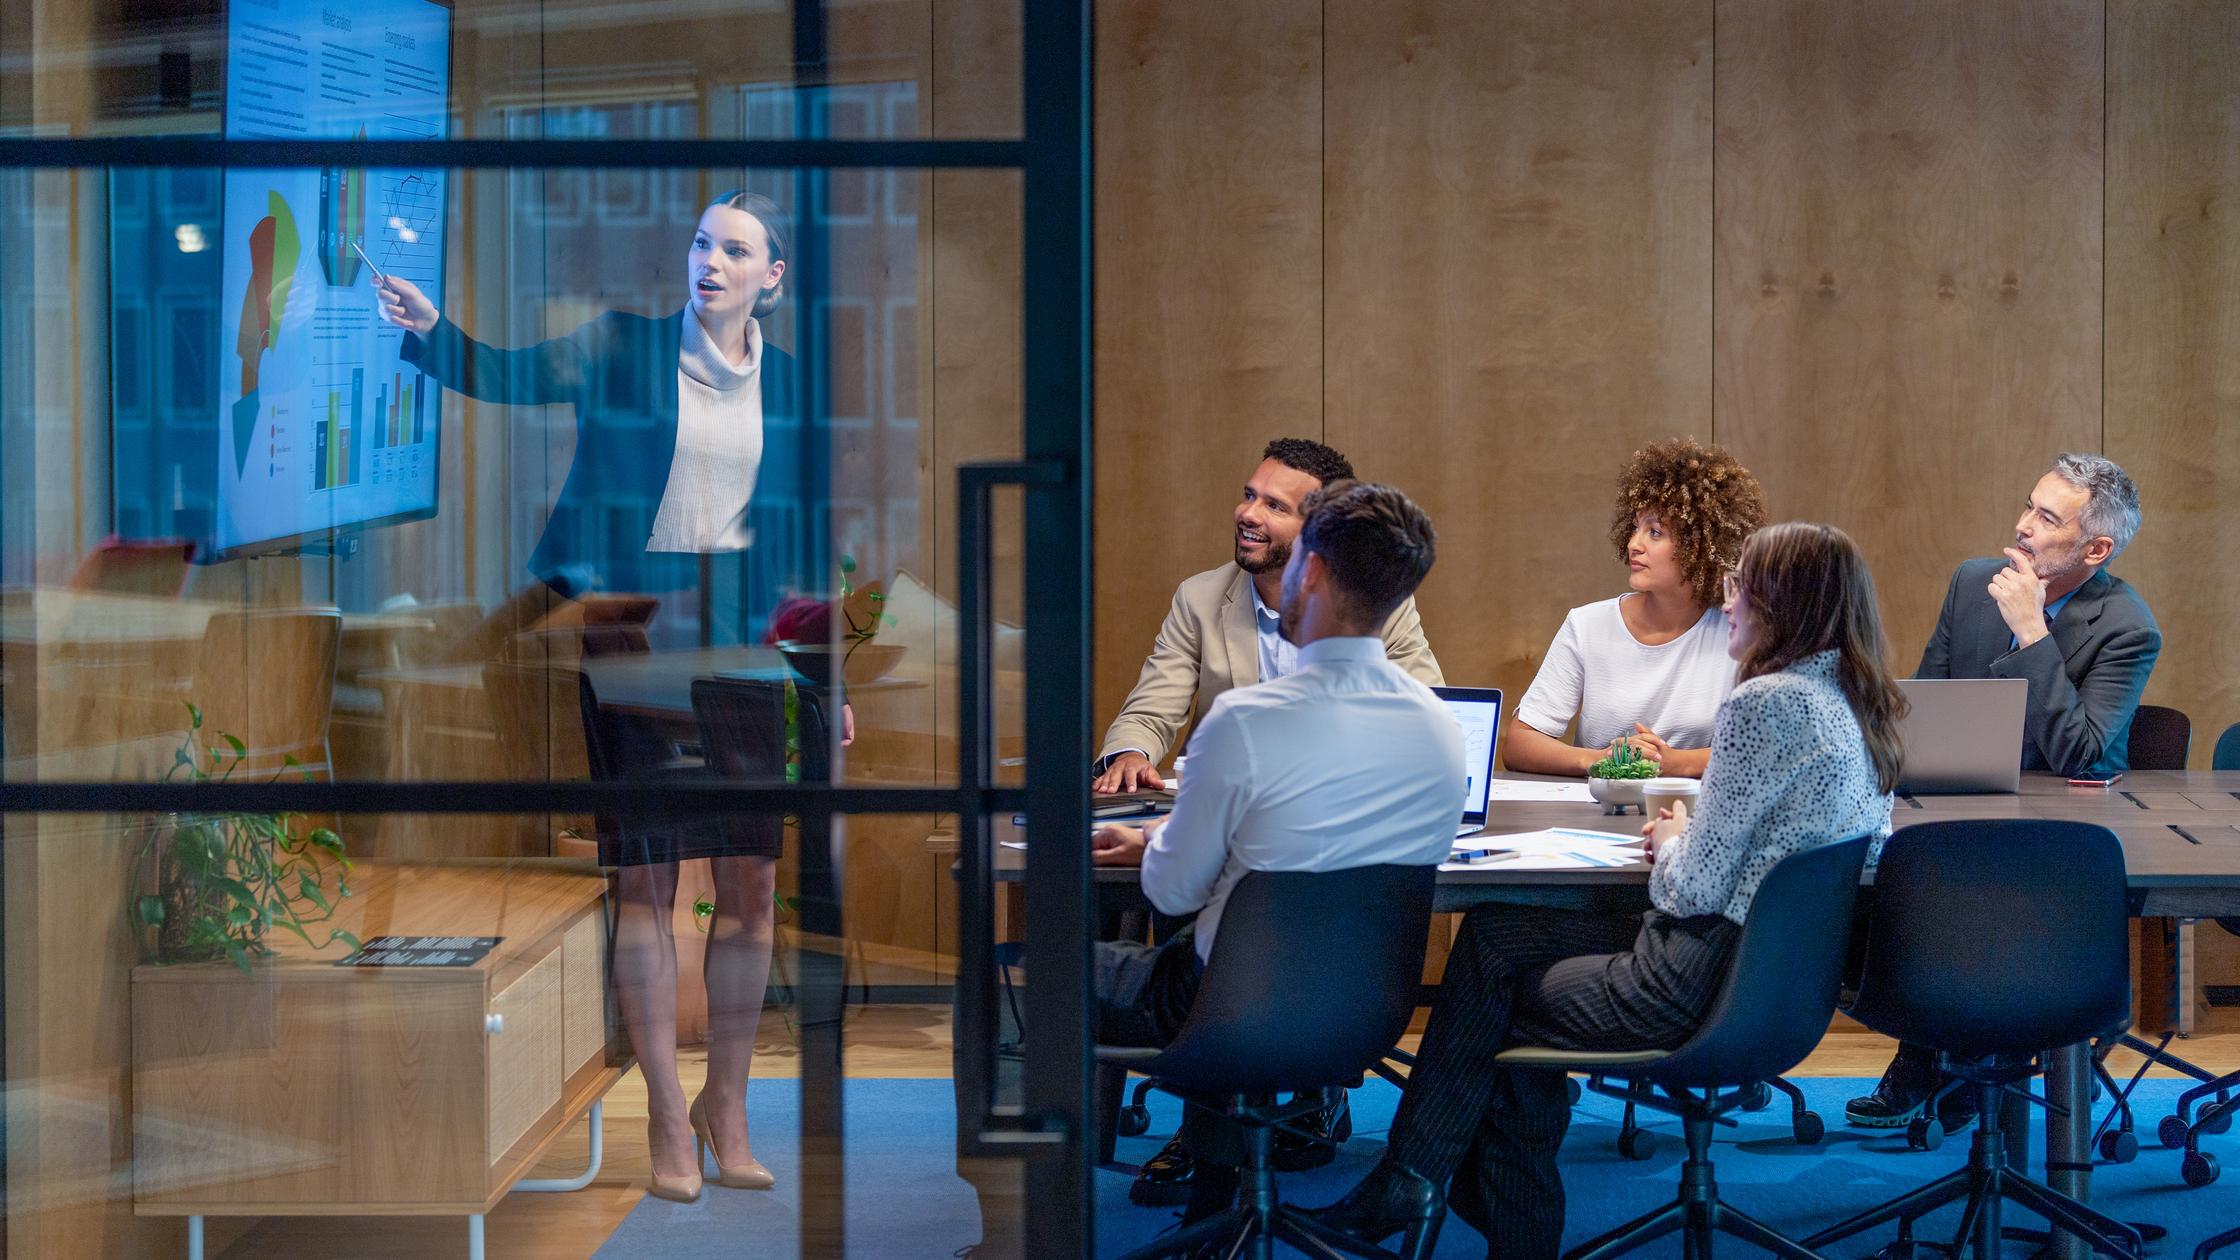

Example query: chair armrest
[1095,1046,1163,1069]
[1494,1045,1669,1072]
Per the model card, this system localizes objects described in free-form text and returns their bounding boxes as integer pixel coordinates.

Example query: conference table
[1007,769,2240,1260]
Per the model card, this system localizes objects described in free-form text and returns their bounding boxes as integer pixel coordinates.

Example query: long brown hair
[1731,522,1909,793]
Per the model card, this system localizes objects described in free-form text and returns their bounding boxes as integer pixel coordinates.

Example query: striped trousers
[1384,903,1740,1259]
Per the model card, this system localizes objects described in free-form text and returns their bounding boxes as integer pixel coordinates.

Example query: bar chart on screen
[212,0,451,553]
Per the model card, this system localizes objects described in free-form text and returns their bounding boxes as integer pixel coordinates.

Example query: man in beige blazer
[1094,437,1445,790]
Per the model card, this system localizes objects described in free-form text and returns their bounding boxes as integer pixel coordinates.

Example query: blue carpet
[594,1078,2240,1258]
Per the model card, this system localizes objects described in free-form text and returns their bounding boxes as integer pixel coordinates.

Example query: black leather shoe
[1273,1091,1352,1172]
[1846,1045,1940,1128]
[1303,1160,1443,1246]
[1128,1135,1194,1207]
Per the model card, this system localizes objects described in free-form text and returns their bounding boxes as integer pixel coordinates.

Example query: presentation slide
[215,0,451,555]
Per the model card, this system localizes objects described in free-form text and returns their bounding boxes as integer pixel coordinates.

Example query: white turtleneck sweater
[646,309,765,553]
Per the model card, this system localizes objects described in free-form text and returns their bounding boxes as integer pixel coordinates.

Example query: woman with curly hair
[1504,438,1767,778]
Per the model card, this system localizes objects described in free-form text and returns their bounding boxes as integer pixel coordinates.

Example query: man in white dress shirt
[1087,480,1466,1226]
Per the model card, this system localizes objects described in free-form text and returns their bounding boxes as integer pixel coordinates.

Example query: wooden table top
[1006,772,2240,913]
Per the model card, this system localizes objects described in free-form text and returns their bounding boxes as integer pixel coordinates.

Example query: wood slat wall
[1713,0,2106,675]
[2105,0,2240,765]
[1093,0,1327,724]
[1323,0,1714,716]
[1092,0,2240,765]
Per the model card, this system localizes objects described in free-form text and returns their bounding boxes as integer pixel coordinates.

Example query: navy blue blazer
[403,310,815,617]
[1916,558,2162,777]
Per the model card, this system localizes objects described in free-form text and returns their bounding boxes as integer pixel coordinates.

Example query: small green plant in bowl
[1588,741,1659,781]
[1586,741,1658,814]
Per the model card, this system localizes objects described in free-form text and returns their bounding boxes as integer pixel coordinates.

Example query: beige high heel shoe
[645,1120,705,1203]
[690,1094,777,1190]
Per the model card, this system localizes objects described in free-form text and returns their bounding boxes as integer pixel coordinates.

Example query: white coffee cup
[1169,755,1187,786]
[1641,777,1701,821]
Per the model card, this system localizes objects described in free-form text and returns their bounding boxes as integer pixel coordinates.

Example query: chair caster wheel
[1793,1111,1826,1146]
[1116,1105,1150,1138]
[2161,1114,2193,1148]
[1566,1077,1583,1106]
[1740,1083,1772,1112]
[2182,1150,2221,1188]
[2202,1107,2234,1137]
[1907,1117,1944,1152]
[1618,1129,1657,1161]
[2097,1129,2138,1163]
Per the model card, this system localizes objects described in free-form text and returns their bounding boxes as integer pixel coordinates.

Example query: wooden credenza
[129,863,622,1250]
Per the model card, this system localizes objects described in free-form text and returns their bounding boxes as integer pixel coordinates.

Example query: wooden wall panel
[931,0,1024,718]
[1712,0,2105,672]
[1092,0,1325,742]
[2106,1,2240,765]
[1323,0,1715,726]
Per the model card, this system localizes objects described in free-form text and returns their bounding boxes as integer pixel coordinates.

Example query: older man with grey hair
[1848,450,2161,1132]
[1914,450,2159,778]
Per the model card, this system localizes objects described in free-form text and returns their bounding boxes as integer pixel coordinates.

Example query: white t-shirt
[1513,595,1737,753]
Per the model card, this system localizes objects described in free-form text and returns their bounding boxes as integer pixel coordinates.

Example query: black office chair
[2127,703,2193,771]
[2188,728,2240,1260]
[2138,717,2240,1187]
[2215,722,2240,774]
[1804,820,2143,1260]
[483,660,693,856]
[1484,836,1870,1260]
[2091,707,2240,1187]
[690,674,833,784]
[1098,864,1440,1260]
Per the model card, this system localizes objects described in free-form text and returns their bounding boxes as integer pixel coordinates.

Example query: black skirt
[599,812,784,865]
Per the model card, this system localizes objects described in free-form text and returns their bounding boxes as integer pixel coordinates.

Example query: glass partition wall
[0,2,1091,1257]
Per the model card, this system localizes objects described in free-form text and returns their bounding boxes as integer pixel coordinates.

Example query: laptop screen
[1434,686,1504,821]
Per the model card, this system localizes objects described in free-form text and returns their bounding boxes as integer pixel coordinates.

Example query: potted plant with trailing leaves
[130,702,359,972]
[766,554,902,687]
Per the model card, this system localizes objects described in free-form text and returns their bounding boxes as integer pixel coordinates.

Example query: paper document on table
[1454,827,1648,871]
[1485,780,1599,804]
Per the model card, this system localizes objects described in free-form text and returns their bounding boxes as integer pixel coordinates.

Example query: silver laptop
[1435,686,1504,835]
[1895,678,2028,794]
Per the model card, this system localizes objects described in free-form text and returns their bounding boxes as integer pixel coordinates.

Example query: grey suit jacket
[1097,564,1445,768]
[1915,557,2161,778]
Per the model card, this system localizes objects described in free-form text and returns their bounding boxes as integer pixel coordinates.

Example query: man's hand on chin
[1991,547,2052,647]
[1092,823,1148,866]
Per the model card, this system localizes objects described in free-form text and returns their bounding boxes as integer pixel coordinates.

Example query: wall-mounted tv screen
[213,0,452,557]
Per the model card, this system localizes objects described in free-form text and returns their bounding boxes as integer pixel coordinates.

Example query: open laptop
[1895,678,2028,794]
[1436,686,1504,835]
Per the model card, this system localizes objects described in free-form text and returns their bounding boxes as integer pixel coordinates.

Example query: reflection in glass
[5,152,1019,1260]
